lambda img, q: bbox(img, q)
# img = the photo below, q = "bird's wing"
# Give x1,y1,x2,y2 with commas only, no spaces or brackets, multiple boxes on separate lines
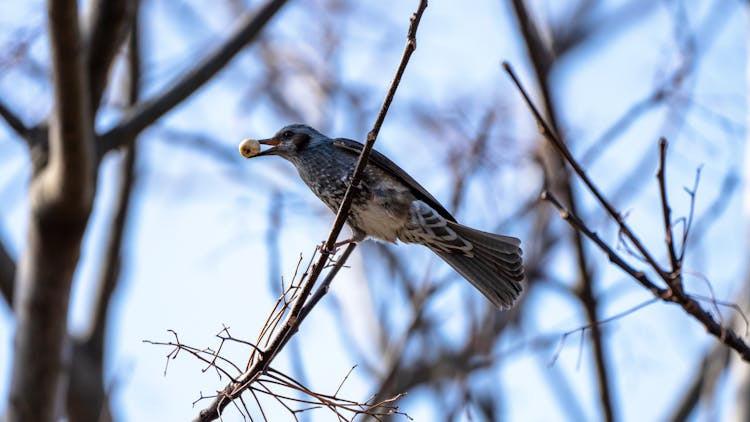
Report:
332,138,456,222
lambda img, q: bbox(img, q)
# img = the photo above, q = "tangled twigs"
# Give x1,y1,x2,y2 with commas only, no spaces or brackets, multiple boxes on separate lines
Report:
503,62,750,362
146,325,408,421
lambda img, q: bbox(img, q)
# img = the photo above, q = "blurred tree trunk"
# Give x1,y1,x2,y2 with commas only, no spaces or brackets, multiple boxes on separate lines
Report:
8,1,95,420
3,0,287,420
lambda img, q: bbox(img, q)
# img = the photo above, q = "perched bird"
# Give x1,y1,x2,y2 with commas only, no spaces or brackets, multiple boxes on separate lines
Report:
241,124,524,309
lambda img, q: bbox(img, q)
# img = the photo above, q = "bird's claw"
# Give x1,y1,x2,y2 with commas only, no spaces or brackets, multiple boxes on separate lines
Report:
316,238,355,255
315,240,338,255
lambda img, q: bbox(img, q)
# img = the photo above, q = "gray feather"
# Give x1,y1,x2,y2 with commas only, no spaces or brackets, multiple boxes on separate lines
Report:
430,222,524,309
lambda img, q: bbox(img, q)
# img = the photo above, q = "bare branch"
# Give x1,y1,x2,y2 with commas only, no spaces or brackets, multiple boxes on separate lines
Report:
44,2,95,207
84,0,135,111
678,166,701,262
550,299,659,365
0,99,29,138
68,8,142,420
540,185,750,361
99,0,289,155
90,0,141,349
505,62,668,282
69,137,138,422
508,2,616,418
0,238,14,307
657,138,681,277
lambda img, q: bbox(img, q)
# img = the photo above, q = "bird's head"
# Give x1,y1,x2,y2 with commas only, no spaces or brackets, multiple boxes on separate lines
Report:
240,124,327,160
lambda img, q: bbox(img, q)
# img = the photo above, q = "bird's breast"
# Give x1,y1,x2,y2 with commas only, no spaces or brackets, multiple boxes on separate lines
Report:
295,155,415,242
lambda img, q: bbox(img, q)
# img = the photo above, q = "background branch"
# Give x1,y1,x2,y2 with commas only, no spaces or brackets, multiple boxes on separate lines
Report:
99,0,289,154
68,10,141,420
0,239,15,308
84,0,135,112
0,100,29,139
508,1,615,419
524,84,750,362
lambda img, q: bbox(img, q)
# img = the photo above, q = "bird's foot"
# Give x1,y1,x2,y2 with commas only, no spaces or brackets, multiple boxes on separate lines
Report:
315,238,357,255
315,240,332,254
333,238,356,249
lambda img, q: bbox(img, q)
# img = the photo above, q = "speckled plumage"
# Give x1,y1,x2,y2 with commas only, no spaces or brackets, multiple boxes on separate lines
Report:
246,124,524,309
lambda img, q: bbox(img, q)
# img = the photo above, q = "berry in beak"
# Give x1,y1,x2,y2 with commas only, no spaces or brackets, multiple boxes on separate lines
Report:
239,138,281,158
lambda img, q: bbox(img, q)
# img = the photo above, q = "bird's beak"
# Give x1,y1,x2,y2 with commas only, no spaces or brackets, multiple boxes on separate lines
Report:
240,138,281,158
252,138,281,157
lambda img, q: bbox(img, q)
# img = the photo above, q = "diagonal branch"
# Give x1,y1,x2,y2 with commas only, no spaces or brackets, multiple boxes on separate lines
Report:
517,61,750,360
193,2,429,420
504,62,669,286
541,191,664,296
98,0,289,155
0,99,29,138
667,342,730,422
508,2,615,419
84,0,136,112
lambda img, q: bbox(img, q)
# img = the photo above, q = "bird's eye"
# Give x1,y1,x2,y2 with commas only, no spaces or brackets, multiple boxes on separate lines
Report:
282,130,293,139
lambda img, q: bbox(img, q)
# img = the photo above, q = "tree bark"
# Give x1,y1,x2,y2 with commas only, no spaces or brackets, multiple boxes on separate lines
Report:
7,0,94,421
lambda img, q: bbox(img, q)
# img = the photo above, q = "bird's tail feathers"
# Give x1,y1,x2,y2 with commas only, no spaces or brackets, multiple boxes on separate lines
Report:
430,222,524,309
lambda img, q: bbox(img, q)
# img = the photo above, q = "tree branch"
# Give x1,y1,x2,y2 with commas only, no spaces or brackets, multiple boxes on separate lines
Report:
68,11,141,421
505,62,673,288
0,99,29,138
0,237,15,307
667,343,730,422
657,138,681,276
84,0,135,112
194,2,429,419
98,0,289,155
508,2,616,419
518,78,750,362
68,140,137,422
37,1,94,211
8,0,95,420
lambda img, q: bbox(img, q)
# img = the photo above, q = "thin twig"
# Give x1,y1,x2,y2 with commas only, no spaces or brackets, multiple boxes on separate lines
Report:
0,239,15,307
679,166,701,261
550,298,659,366
504,62,666,278
657,138,680,278
334,366,357,398
541,188,750,360
98,0,289,156
541,191,665,296
0,99,28,138
504,8,616,417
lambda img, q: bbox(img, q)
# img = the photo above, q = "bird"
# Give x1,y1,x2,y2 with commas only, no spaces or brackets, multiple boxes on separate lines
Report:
240,124,524,309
